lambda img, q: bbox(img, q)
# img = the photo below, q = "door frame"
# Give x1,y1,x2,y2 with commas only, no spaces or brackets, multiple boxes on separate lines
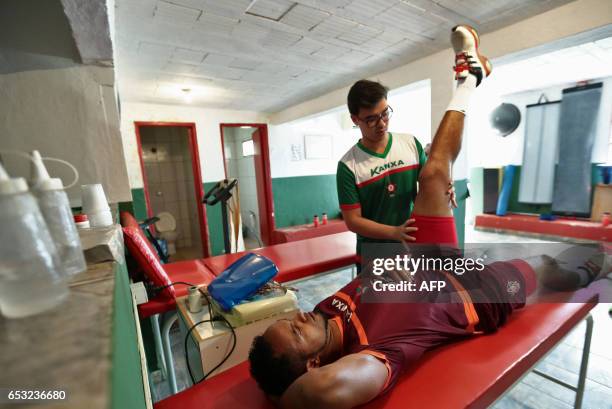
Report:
219,123,275,245
134,121,211,258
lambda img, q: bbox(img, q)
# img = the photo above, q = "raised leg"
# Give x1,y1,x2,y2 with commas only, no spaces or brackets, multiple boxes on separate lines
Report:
412,110,466,217
412,24,491,218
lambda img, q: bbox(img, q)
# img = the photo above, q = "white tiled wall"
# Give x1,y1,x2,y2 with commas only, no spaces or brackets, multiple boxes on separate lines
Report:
140,126,202,250
224,127,261,237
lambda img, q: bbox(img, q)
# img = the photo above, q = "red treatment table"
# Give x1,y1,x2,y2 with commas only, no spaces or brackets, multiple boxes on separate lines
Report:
475,213,612,242
204,231,358,282
154,289,599,409
273,219,349,243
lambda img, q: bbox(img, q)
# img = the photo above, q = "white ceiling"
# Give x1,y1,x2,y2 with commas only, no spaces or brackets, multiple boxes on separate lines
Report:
490,35,612,96
114,0,573,112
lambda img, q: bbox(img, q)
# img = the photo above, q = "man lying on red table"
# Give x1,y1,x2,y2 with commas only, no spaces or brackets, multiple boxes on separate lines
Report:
248,26,609,409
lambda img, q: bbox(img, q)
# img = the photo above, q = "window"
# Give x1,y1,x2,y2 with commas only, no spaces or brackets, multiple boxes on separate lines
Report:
242,139,254,157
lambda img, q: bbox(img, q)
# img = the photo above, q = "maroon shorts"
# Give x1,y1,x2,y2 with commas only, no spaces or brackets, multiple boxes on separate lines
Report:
411,214,536,297
506,259,537,297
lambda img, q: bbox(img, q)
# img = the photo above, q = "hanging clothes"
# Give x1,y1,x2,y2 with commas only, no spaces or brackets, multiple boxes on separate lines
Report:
227,179,245,253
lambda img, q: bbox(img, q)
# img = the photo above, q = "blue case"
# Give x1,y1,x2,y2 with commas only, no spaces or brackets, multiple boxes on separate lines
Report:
207,253,278,311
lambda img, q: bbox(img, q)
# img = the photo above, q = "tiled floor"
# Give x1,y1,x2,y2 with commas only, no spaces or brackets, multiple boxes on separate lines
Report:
152,227,612,408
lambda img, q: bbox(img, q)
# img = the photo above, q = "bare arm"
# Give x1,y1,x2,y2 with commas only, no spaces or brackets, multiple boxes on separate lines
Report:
342,207,417,242
279,353,388,409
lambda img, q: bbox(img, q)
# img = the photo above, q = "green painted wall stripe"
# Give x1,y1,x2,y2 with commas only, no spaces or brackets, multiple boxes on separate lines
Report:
124,163,601,255
203,182,225,256
129,188,148,220
118,188,148,220
452,179,468,246
124,172,480,254
111,262,147,409
272,175,341,228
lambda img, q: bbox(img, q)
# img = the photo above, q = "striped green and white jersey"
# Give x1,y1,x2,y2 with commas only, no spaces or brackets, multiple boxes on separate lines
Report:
336,132,426,251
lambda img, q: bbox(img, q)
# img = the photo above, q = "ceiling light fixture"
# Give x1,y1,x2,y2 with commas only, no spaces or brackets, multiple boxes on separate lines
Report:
181,88,192,103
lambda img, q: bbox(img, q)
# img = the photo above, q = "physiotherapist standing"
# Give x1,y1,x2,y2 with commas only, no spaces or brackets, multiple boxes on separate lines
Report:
336,80,456,264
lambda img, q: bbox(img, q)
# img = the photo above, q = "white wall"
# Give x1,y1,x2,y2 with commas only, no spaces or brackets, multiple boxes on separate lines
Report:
268,108,360,178
119,101,267,188
268,79,431,179
387,79,432,145
0,65,131,204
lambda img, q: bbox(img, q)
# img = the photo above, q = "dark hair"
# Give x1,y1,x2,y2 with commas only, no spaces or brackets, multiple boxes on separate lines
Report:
249,335,308,396
347,79,389,116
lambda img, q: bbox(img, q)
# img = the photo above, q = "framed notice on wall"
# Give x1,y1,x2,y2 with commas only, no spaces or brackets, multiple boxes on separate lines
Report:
304,134,332,159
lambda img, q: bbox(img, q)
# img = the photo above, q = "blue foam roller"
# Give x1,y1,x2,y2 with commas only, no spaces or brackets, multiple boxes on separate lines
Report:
496,165,516,216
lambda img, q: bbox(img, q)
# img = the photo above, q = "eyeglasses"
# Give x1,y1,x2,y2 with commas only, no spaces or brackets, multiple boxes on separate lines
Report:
358,106,393,128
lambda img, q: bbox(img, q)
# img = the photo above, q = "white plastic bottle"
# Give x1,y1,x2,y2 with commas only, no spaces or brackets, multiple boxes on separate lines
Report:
0,162,69,318
31,151,86,277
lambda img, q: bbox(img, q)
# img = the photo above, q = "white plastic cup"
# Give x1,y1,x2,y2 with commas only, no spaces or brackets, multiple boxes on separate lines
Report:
81,184,110,214
88,209,113,228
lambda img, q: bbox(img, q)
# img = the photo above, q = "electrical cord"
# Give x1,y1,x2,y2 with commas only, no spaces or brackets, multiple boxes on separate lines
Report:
152,281,196,295
151,281,237,385
184,310,237,385
195,290,237,383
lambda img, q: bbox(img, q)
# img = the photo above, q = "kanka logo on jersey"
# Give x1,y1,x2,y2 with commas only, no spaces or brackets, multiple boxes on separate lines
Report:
370,159,405,177
331,298,353,322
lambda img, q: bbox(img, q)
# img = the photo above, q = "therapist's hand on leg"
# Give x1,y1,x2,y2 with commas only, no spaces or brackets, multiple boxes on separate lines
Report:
342,208,418,242
392,218,418,242
447,183,458,209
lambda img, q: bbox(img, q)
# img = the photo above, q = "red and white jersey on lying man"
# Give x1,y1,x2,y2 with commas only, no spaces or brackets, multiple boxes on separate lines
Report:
315,260,531,396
